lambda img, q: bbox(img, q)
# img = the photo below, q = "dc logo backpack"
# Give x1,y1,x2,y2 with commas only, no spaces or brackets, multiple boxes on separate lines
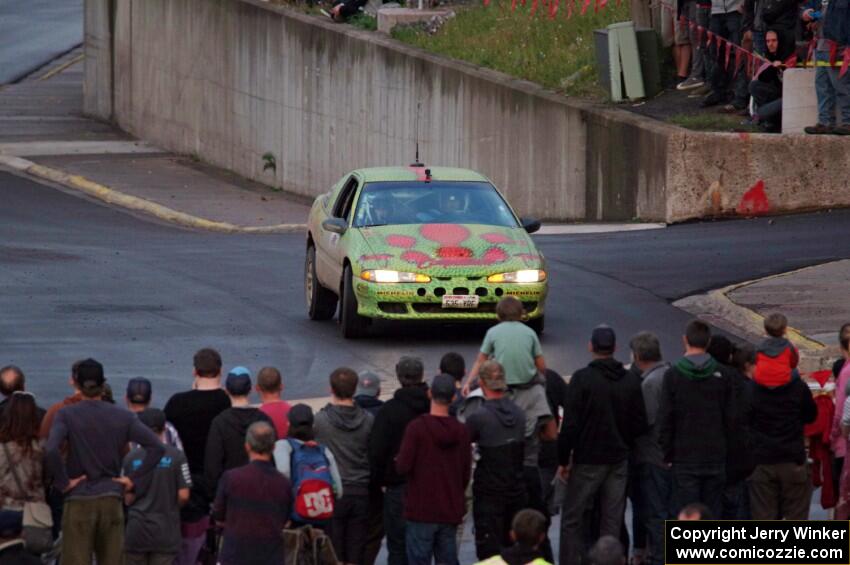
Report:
288,439,335,523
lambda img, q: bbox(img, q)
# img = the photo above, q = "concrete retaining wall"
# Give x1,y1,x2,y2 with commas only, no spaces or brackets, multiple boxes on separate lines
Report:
83,0,850,222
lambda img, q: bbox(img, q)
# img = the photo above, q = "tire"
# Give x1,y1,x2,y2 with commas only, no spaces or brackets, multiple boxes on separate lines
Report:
340,265,370,339
527,315,545,335
305,245,338,321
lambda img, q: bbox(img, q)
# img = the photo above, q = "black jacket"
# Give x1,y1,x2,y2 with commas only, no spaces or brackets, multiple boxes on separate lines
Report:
465,397,527,497
539,369,569,468
558,358,647,465
726,367,756,485
204,406,272,496
748,376,817,466
368,383,430,487
658,354,734,465
354,395,384,417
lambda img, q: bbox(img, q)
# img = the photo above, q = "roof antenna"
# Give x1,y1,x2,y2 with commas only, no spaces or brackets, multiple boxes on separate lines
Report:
411,101,424,167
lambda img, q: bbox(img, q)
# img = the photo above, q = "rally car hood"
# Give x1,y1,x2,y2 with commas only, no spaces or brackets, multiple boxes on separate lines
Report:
352,223,544,276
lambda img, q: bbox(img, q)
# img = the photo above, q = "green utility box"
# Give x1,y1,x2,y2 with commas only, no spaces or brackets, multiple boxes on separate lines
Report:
593,23,662,101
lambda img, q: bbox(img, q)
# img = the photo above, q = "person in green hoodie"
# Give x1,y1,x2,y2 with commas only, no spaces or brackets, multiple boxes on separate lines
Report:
658,320,735,520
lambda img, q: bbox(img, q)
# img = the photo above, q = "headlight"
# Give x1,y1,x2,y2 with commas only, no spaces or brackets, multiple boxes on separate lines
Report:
360,270,431,283
487,270,547,283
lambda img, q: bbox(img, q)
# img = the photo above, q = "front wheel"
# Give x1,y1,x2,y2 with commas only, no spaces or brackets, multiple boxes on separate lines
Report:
305,245,337,320
340,265,370,339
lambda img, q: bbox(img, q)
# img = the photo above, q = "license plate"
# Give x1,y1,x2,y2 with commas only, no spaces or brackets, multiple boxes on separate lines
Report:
441,295,479,309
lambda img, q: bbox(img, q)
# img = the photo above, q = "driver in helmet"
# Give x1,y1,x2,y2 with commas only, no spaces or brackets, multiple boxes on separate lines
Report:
439,191,466,221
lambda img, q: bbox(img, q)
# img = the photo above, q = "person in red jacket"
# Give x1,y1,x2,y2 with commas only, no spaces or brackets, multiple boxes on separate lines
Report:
395,374,472,565
754,313,799,387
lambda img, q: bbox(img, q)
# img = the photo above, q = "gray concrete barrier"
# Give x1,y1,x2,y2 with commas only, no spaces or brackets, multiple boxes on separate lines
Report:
83,0,850,222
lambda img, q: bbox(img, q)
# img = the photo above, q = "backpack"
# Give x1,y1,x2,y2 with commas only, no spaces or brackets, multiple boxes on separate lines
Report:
288,439,335,523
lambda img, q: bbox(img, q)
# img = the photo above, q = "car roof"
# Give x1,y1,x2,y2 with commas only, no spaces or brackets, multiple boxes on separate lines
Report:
352,166,490,184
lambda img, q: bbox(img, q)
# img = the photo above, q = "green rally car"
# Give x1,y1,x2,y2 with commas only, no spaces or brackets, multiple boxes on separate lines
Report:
304,165,548,338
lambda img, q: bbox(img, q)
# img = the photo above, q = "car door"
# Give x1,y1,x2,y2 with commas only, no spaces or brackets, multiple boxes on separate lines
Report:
315,175,359,289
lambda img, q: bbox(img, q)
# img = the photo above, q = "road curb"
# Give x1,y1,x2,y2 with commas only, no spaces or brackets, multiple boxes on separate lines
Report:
0,155,307,235
674,265,833,370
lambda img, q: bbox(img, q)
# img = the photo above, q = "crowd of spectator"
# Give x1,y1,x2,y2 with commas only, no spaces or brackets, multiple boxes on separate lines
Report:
665,0,849,134
0,296,848,565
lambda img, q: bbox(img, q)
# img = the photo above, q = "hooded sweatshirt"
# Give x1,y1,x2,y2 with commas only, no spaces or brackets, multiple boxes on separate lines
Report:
204,406,273,496
634,362,672,468
558,358,648,466
313,403,373,495
658,353,734,465
748,375,817,465
368,383,430,487
465,397,527,496
395,414,472,524
755,336,799,388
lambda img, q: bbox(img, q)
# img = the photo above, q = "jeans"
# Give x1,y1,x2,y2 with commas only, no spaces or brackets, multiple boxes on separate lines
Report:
559,461,628,565
753,30,766,56
523,466,554,563
709,12,749,106
363,489,385,565
815,51,850,126
748,463,812,520
687,2,711,80
385,484,409,565
331,493,370,564
722,481,751,519
472,491,528,560
405,522,458,565
638,464,672,565
671,462,725,519
61,496,125,565
125,553,176,565
174,517,209,565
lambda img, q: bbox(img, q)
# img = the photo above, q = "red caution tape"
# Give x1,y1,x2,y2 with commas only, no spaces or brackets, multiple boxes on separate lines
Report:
806,39,816,67
581,0,591,15
724,39,732,70
842,47,850,78
733,45,743,77
829,40,838,68
706,31,714,48
696,25,704,45
784,54,797,68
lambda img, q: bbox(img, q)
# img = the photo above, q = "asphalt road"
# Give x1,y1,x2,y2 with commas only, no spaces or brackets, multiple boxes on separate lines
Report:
0,0,82,84
3,170,850,406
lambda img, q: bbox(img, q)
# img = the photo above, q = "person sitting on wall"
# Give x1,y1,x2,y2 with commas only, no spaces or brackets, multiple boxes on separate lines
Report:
748,29,795,132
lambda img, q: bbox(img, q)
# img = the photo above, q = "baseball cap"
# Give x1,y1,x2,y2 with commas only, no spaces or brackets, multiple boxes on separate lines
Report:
591,325,617,353
225,366,252,396
126,377,152,404
480,366,508,392
138,407,167,434
430,373,457,403
288,403,314,427
75,358,105,394
396,356,424,381
356,371,381,397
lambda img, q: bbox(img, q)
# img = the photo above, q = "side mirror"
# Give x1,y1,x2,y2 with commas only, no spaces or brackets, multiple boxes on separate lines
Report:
322,218,348,235
521,217,541,234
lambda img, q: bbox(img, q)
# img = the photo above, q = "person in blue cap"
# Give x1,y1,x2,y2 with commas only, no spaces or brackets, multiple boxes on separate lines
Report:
204,367,273,498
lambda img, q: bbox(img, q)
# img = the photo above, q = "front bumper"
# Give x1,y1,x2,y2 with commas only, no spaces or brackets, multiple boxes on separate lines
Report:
353,277,547,320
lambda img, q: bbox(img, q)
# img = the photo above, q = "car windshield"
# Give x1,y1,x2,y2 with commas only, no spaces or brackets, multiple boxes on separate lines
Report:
352,181,519,228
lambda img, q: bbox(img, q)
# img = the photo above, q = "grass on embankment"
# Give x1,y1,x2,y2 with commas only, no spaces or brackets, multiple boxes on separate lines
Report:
668,113,760,132
391,0,630,98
